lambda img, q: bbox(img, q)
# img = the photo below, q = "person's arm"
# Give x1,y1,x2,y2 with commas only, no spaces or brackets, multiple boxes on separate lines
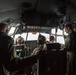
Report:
1,36,18,72
65,33,74,51
63,30,67,39
1,36,43,72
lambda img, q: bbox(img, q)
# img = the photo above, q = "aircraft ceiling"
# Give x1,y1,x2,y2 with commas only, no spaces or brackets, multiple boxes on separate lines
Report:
0,0,76,27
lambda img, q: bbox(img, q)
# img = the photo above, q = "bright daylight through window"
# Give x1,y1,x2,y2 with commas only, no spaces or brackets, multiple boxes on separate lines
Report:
9,26,68,44
51,28,68,44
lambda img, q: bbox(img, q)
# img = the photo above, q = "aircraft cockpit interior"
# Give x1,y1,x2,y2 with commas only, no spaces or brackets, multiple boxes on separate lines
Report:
0,0,76,75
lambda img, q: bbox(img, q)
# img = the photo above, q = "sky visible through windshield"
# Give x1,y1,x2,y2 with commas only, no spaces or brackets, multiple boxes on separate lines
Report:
9,27,67,44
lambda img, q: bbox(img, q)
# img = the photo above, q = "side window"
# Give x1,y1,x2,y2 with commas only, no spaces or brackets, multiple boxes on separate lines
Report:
8,27,16,35
51,28,67,44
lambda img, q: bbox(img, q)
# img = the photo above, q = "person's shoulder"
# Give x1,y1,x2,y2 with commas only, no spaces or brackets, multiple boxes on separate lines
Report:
7,36,13,42
2,35,13,43
0,33,13,46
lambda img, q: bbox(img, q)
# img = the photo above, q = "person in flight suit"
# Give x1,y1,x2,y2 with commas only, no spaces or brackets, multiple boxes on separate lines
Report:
49,36,55,43
64,23,76,75
15,36,27,58
0,23,42,75
31,34,47,75
31,34,47,56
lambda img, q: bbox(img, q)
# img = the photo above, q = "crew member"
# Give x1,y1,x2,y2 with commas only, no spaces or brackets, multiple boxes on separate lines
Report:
64,23,76,75
15,36,27,58
49,36,55,43
0,23,42,75
31,34,46,56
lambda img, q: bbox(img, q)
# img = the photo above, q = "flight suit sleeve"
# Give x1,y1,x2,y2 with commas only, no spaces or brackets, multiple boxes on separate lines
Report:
65,34,75,51
1,36,18,72
1,36,38,72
